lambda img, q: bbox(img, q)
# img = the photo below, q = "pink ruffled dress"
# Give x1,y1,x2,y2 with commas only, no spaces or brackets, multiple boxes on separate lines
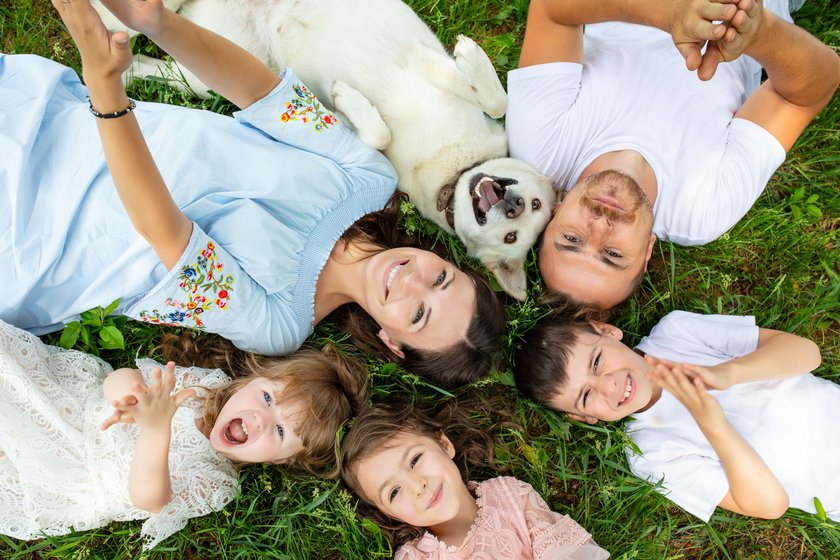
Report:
395,477,609,560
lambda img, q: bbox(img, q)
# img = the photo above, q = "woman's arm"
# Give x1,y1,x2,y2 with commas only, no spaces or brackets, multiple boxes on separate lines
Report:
98,0,279,108
649,363,789,519
53,0,192,269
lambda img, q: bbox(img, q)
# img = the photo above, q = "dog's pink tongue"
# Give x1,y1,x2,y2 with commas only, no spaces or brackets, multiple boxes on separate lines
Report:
478,180,500,213
226,419,247,443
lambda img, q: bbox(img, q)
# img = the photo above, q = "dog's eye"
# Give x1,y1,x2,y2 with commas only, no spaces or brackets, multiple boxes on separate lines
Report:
504,232,517,244
531,199,542,211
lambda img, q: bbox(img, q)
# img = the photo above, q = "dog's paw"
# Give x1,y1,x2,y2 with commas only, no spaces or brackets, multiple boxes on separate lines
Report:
332,81,391,150
453,35,507,119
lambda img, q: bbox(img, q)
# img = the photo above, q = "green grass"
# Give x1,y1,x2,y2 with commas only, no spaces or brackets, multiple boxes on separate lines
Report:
2,0,838,558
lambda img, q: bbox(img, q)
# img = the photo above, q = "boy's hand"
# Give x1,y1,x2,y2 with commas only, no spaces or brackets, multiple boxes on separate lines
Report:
645,356,735,390
101,362,195,432
97,0,166,38
648,362,726,428
51,0,133,82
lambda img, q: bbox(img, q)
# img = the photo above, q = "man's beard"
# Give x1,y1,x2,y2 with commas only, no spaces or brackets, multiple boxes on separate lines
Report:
579,170,651,224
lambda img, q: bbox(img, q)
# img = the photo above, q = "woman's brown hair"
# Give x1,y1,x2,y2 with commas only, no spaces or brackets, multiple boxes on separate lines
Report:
160,335,367,478
339,397,504,546
336,194,506,388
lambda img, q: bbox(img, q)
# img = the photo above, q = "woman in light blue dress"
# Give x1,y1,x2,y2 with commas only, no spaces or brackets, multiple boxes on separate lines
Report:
0,0,505,387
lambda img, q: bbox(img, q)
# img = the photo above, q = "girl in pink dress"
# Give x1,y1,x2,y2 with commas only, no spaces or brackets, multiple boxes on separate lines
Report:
340,399,610,560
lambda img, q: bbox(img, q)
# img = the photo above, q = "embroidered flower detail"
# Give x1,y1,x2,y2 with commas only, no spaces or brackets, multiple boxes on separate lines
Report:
280,83,339,131
138,242,234,329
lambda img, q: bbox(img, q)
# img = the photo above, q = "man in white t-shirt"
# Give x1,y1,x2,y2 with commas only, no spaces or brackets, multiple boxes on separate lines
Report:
506,0,840,309
513,311,840,522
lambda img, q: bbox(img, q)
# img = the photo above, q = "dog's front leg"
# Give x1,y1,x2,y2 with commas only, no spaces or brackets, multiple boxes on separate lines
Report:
331,82,391,151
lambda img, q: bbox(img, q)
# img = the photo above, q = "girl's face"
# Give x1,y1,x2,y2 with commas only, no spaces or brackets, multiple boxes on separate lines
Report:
363,248,476,358
354,432,474,531
209,377,305,464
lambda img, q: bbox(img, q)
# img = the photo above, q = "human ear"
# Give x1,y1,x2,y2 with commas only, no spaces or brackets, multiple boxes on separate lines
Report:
377,329,405,360
588,321,623,341
438,432,456,459
643,234,656,270
566,412,598,425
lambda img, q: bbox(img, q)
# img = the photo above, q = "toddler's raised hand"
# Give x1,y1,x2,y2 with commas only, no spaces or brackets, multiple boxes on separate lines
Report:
51,0,133,82
648,363,725,427
132,362,196,432
97,0,166,38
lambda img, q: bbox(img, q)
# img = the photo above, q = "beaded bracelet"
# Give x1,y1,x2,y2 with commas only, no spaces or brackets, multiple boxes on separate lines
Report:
87,97,137,119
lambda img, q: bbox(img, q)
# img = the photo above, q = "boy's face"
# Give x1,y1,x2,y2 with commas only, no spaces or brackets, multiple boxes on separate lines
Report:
548,324,660,424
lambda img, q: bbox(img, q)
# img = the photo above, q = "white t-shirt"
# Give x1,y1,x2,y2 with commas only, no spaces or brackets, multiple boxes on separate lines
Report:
506,1,792,245
628,311,840,522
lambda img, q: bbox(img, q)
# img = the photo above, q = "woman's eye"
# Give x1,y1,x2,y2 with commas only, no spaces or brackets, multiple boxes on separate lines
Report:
434,271,446,286
564,234,580,243
263,391,272,406
410,453,423,468
388,487,400,502
411,306,424,325
606,250,622,258
276,424,284,438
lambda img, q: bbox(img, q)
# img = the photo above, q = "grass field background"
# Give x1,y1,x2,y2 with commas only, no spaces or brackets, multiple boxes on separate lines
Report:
1,0,838,558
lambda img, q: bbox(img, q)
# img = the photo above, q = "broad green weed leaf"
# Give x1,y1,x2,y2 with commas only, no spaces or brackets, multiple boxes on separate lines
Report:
58,322,82,349
99,326,125,350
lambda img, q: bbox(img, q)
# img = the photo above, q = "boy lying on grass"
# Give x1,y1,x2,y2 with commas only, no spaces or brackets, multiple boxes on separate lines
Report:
514,310,839,522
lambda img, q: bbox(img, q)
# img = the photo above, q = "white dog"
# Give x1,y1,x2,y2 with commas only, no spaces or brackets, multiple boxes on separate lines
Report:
95,0,555,300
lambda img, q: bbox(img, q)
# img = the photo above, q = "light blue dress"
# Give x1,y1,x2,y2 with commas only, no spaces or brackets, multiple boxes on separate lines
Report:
0,54,396,355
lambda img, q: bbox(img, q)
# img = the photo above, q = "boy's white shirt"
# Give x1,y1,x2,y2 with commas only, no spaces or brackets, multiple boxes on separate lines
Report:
628,311,840,522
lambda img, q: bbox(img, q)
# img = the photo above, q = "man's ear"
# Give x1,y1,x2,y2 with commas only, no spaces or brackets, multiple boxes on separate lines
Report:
587,321,623,341
567,412,599,425
643,234,656,270
377,329,405,360
437,432,456,459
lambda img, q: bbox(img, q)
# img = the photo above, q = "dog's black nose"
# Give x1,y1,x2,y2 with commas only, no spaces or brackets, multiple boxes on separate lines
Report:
504,196,525,219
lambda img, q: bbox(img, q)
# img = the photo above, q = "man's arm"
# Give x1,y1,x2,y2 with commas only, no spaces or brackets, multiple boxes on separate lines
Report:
650,364,789,519
521,0,736,71
98,0,279,108
733,3,840,150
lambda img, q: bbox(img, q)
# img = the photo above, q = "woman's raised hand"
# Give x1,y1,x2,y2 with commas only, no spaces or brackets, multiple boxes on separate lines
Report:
97,0,166,38
51,0,133,83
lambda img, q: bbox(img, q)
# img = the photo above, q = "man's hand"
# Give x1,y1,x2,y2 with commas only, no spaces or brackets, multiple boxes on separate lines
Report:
97,0,166,37
668,0,739,75
698,0,766,80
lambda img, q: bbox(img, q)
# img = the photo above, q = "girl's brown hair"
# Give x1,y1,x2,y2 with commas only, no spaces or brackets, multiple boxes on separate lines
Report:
339,397,505,546
160,335,366,478
336,194,506,388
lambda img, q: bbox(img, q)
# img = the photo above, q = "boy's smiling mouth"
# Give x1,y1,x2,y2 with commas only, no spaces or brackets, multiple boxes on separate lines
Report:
618,374,635,406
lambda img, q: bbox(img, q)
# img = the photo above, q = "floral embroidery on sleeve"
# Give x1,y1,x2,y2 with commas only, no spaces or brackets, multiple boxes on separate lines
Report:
280,83,339,131
138,242,234,329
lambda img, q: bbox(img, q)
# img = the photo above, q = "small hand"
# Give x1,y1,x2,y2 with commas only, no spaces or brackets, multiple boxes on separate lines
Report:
645,356,733,390
648,362,725,426
101,393,139,430
51,0,134,81
97,0,166,37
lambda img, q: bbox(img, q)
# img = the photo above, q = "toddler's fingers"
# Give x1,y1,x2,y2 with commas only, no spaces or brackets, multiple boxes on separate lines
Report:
173,388,197,407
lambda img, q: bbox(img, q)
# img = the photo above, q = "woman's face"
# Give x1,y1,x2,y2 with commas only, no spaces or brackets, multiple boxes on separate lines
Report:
363,248,476,357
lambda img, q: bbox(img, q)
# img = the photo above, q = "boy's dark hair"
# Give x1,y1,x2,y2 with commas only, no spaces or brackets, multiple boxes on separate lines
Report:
513,314,599,407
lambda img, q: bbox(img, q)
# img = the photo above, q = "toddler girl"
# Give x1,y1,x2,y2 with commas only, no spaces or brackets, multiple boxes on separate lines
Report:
0,320,366,549
340,399,609,560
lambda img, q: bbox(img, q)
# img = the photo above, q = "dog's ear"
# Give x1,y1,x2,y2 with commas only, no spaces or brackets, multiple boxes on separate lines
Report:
485,259,527,301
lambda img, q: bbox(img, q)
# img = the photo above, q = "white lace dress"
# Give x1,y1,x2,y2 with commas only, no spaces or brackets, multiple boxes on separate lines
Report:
0,320,240,549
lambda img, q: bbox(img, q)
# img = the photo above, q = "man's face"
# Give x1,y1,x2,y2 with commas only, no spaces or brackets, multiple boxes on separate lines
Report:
548,325,659,424
539,170,656,308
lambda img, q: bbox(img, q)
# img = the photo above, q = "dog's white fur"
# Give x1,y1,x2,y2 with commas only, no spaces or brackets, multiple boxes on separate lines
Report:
95,0,555,300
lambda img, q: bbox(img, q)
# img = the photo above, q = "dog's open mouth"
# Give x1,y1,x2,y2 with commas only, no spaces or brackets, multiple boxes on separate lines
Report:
470,174,522,225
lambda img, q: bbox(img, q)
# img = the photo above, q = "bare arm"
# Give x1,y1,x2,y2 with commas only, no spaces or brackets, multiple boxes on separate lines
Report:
523,0,737,71
98,0,279,108
732,2,840,150
649,364,789,519
52,0,192,269
647,327,821,391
